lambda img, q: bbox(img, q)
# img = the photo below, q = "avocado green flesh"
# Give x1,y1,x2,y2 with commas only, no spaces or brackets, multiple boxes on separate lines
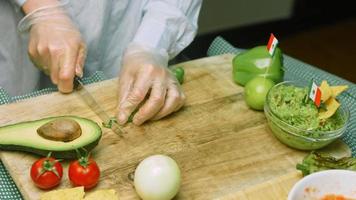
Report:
0,116,102,159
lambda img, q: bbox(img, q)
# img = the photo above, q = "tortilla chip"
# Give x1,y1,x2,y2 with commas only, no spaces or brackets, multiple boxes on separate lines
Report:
319,80,332,102
319,98,340,120
331,85,348,97
84,189,119,200
40,187,85,200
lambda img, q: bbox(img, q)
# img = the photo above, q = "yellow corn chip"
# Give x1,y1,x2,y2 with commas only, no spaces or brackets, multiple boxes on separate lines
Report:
319,80,332,102
84,189,119,200
331,85,348,97
319,97,340,120
40,186,85,200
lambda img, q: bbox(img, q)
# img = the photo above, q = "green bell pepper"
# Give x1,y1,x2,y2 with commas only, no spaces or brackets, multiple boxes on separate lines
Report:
232,46,284,86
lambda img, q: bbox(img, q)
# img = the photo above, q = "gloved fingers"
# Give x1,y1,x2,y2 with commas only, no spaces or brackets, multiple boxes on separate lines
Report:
31,53,51,75
27,38,40,65
174,92,186,112
116,75,134,124
75,44,86,77
117,69,152,125
171,80,186,112
39,55,51,75
132,80,167,125
49,52,61,85
28,37,51,75
152,84,185,120
117,75,134,108
56,44,79,93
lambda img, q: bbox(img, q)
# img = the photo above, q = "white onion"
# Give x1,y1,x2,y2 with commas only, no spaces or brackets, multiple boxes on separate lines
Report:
134,155,181,200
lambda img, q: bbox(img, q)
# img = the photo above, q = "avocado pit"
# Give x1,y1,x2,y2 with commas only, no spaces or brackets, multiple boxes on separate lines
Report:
37,119,82,142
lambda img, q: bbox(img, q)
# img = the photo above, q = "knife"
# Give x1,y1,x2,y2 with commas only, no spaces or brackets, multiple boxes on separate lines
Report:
74,76,124,136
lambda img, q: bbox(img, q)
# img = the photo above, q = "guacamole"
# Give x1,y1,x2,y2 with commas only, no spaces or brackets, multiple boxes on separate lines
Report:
268,84,344,135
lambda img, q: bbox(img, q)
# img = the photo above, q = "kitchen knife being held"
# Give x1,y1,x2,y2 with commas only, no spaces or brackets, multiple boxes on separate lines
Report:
19,0,86,93
9,0,200,125
117,43,186,126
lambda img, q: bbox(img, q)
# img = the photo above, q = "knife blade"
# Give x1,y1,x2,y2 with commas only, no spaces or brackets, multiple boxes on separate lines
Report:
74,76,124,136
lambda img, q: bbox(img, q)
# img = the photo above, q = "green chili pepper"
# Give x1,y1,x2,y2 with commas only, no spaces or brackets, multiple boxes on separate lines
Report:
172,67,185,84
127,108,139,123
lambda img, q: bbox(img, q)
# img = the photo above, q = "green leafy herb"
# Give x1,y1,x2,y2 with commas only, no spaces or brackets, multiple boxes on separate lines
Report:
102,117,118,128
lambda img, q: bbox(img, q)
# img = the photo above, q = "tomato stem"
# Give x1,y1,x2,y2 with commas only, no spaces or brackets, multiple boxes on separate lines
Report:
46,152,52,158
75,148,90,168
37,158,61,178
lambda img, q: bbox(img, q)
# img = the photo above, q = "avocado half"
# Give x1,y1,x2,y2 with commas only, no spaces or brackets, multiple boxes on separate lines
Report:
0,116,102,159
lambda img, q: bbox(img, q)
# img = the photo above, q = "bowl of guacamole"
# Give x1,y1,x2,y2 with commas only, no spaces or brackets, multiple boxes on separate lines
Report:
264,81,349,150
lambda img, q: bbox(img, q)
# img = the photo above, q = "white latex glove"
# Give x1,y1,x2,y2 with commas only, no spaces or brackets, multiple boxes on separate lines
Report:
18,2,86,93
117,44,185,125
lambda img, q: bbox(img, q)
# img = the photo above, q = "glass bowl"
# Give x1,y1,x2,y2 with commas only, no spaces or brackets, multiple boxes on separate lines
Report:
264,81,350,150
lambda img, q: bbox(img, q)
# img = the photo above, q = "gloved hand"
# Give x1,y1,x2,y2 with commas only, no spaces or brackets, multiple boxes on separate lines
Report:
117,44,186,125
18,2,86,93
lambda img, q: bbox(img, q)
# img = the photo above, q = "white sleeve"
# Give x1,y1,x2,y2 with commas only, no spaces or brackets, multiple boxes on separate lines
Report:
12,0,27,7
131,0,202,59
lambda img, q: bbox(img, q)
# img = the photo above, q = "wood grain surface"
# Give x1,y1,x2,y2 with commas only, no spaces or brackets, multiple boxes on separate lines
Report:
0,54,350,200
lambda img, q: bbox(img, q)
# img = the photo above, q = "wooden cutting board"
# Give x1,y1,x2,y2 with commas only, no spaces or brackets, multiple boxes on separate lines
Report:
0,54,350,200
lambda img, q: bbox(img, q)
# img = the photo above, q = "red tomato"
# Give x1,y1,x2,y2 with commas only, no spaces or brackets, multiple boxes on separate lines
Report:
68,157,100,189
30,157,63,189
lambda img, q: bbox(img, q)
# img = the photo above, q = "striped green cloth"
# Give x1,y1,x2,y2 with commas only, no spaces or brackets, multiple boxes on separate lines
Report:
0,72,106,200
207,36,356,155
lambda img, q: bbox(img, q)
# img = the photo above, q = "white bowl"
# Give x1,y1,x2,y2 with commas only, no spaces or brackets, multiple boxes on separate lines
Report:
288,170,356,200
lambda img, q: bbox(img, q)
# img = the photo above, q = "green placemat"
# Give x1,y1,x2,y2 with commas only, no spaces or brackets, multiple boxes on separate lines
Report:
208,36,356,156
0,71,106,200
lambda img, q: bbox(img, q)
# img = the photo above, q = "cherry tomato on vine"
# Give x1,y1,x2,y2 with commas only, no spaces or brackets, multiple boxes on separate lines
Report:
30,155,63,189
68,150,100,190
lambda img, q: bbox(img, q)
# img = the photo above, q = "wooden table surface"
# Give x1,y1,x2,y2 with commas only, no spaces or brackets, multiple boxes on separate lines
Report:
0,54,350,200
